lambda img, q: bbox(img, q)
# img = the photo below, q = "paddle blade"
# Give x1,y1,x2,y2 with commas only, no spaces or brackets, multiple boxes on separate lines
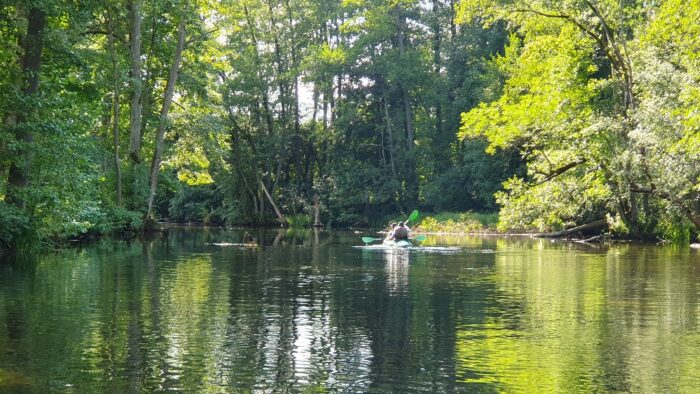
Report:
362,237,380,243
407,210,419,224
412,234,426,241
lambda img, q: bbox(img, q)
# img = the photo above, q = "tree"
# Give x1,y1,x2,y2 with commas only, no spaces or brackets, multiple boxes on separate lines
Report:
5,4,47,209
458,0,700,238
145,10,187,221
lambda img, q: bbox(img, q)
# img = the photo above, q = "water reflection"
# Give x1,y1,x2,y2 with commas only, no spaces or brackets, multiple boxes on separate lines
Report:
383,249,411,295
1,230,700,392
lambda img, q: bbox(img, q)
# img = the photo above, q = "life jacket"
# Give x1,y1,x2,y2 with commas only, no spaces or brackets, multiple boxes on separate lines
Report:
393,226,409,240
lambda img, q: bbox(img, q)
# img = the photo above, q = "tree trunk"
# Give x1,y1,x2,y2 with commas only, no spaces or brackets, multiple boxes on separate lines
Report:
313,194,322,227
128,0,143,163
261,180,288,226
285,0,302,191
432,0,448,174
1,8,22,194
312,83,319,125
243,5,274,138
7,6,46,209
145,16,186,220
266,0,288,122
321,19,328,130
396,8,417,206
383,95,397,180
108,12,123,206
138,11,159,145
449,0,457,41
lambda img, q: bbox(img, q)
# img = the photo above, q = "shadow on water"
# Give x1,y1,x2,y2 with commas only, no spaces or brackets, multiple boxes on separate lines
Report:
1,228,700,392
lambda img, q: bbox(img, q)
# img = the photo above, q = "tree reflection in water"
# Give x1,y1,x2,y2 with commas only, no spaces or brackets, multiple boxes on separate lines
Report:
2,230,700,392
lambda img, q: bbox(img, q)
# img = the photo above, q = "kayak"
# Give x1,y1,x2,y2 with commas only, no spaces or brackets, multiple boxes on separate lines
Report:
212,242,258,248
382,240,412,248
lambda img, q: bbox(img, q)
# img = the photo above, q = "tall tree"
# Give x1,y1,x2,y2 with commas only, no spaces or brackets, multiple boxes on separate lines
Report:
6,5,46,209
127,0,143,163
145,9,187,221
107,6,123,206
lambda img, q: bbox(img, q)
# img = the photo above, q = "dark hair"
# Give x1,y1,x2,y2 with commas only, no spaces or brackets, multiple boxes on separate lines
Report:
398,222,404,226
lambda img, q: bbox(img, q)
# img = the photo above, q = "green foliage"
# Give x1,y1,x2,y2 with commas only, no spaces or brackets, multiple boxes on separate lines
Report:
102,206,143,234
457,0,700,239
4,0,700,252
0,201,32,254
287,214,312,228
655,217,693,244
416,212,498,233
168,184,223,224
495,172,612,232
422,140,523,211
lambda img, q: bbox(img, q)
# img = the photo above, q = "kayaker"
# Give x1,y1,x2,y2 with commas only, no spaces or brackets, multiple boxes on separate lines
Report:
243,231,256,244
384,222,398,243
390,222,410,241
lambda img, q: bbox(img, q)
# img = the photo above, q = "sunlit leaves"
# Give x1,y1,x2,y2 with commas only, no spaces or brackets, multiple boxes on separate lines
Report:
643,0,700,155
459,25,596,154
457,0,700,235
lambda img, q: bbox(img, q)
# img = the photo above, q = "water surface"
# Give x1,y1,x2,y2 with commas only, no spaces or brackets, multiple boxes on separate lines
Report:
1,228,700,392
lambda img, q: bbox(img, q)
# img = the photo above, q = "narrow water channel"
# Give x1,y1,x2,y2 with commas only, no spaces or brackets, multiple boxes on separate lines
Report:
1,228,699,392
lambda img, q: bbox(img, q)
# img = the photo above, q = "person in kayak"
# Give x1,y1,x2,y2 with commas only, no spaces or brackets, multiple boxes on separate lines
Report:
383,222,398,243
243,231,256,245
390,222,410,241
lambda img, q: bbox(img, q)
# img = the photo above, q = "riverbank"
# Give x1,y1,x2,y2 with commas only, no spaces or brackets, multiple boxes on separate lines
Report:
4,209,697,259
396,212,698,245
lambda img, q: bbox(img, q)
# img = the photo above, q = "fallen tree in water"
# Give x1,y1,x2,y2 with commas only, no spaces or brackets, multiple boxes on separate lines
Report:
535,219,608,238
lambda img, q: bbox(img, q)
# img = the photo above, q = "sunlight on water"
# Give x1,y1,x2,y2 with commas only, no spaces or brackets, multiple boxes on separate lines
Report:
1,229,700,392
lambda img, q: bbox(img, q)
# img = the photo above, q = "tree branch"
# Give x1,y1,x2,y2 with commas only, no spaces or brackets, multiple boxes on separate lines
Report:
513,6,623,79
533,158,587,185
535,219,608,238
82,29,127,44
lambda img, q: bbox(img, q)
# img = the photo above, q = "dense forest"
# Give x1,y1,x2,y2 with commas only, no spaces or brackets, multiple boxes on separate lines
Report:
1,0,699,253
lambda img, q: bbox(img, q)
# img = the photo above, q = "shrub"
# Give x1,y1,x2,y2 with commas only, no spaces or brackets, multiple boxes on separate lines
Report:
287,213,312,228
0,201,32,254
656,215,693,244
414,212,498,233
103,206,143,234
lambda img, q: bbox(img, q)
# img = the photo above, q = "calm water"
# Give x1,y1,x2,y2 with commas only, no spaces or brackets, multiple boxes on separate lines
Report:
1,228,700,392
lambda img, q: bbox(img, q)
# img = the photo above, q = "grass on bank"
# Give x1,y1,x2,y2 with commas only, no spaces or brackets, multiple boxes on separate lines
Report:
287,213,312,228
417,212,499,233
380,212,498,233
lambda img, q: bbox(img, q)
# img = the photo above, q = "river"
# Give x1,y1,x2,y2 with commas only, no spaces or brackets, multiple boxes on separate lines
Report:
1,228,699,392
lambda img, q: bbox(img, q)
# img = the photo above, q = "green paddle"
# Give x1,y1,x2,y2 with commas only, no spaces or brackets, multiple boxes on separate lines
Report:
406,209,419,225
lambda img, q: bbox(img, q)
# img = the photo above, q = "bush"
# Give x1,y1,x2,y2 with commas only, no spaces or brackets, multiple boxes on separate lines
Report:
168,184,223,224
656,215,693,244
101,206,143,234
415,212,498,233
0,201,32,254
287,213,312,228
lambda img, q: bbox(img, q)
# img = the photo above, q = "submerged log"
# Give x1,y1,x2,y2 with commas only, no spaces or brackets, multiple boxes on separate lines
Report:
576,234,603,244
536,219,608,238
